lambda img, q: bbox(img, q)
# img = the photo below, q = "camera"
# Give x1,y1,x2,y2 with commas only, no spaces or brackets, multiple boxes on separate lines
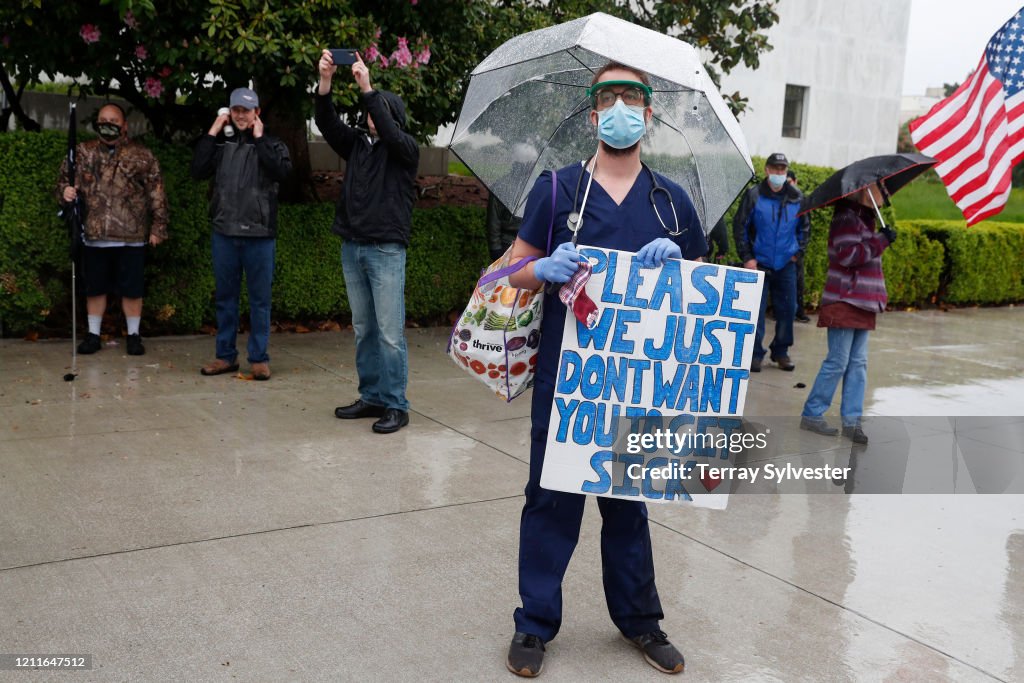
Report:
218,107,235,138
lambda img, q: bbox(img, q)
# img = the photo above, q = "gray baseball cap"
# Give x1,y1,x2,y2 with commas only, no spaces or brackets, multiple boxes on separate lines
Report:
229,87,259,109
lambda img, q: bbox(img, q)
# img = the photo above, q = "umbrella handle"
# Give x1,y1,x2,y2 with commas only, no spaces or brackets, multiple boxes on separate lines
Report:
867,187,887,228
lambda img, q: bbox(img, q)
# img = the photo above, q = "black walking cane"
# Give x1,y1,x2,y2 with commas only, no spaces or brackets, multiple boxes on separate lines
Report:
59,102,84,382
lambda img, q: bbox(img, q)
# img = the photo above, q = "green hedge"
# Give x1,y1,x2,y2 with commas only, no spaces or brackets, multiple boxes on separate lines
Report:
879,225,944,306
909,220,1024,304
3,134,1024,337
0,131,487,336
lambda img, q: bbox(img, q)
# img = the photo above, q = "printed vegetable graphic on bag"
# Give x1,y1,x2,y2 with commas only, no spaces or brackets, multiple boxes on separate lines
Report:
447,253,543,401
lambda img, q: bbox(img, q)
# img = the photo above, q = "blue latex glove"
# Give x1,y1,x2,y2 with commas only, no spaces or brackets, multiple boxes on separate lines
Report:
636,237,682,268
533,242,582,283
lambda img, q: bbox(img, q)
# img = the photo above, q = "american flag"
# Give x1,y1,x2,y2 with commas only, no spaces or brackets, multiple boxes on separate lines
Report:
909,7,1024,225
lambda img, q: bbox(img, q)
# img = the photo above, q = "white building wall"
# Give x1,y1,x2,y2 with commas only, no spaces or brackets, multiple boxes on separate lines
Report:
719,0,912,169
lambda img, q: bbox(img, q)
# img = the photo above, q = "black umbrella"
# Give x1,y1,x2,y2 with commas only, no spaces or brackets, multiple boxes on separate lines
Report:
60,103,85,259
58,102,83,382
800,153,938,215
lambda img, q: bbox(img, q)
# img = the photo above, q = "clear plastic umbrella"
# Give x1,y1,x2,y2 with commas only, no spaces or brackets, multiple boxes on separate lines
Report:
449,12,754,233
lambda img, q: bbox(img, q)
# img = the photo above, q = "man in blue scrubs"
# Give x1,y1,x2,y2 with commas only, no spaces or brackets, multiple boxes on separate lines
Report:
504,62,707,677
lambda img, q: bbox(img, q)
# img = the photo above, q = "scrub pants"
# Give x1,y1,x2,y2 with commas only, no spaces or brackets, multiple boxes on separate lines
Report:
513,380,665,642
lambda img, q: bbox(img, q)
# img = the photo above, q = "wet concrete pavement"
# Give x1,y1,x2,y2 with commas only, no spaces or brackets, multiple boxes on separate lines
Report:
1,307,1022,682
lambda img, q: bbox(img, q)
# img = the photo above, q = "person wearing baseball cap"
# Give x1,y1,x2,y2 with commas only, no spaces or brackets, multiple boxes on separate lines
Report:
191,86,292,381
229,87,259,109
732,152,808,372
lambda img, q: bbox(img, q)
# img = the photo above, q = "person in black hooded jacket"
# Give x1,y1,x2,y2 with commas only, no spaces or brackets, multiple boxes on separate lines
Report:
315,49,419,435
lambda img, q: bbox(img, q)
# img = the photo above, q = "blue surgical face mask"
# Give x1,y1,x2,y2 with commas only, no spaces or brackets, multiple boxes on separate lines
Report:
597,100,646,149
767,173,787,190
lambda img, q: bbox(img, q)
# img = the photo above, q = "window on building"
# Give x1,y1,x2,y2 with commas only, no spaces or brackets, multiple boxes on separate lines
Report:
782,84,808,138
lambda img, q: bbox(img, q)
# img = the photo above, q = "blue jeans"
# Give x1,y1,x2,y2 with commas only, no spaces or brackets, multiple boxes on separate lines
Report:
212,232,275,364
514,380,663,642
802,327,870,427
341,240,409,411
754,260,797,360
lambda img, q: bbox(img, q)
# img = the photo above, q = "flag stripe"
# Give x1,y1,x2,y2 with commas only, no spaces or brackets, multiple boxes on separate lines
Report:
966,189,1012,225
958,137,1024,220
951,131,1011,204
910,68,992,150
952,109,1024,203
909,57,987,140
913,70,991,149
941,100,1007,190
931,86,1005,184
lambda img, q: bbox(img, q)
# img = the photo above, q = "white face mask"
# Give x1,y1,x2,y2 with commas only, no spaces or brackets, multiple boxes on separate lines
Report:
767,173,787,189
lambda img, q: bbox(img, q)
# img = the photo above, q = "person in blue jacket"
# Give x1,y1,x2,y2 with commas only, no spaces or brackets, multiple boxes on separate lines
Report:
731,152,808,372
503,62,707,678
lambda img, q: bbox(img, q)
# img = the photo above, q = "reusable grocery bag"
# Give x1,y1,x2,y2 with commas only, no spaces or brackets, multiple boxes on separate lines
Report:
447,170,557,401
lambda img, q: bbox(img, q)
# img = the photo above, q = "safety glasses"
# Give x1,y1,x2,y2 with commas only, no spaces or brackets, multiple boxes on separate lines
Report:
586,80,653,110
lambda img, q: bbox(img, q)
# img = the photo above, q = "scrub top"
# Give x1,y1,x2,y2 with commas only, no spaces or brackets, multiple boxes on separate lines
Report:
518,162,708,389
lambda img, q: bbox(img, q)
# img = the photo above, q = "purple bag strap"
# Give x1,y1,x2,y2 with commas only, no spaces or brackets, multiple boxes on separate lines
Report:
477,169,558,287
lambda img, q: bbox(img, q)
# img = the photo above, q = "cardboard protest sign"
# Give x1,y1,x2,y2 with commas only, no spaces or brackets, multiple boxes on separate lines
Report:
540,247,764,508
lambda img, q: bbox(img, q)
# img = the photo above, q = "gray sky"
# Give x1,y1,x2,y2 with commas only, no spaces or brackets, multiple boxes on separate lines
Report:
903,0,1023,94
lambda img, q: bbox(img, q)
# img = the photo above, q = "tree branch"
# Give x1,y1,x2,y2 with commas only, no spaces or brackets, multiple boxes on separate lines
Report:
0,65,42,132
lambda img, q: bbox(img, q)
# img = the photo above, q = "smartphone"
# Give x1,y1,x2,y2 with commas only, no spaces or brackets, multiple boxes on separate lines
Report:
329,48,358,66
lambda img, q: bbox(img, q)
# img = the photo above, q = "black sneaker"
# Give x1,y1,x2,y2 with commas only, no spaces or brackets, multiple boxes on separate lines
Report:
750,357,762,372
506,632,545,677
334,399,386,420
623,630,685,674
77,333,101,355
372,409,409,434
795,313,811,323
126,333,145,356
842,425,869,444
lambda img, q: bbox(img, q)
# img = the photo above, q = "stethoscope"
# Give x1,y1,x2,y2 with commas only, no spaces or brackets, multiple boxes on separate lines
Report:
567,156,683,244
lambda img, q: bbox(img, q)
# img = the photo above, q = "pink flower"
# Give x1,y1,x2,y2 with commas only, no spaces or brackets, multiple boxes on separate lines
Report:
144,76,163,99
364,44,379,63
159,66,173,78
415,46,430,65
124,11,138,29
134,44,148,60
374,27,381,40
79,24,101,44
378,54,389,69
411,0,418,5
392,37,413,68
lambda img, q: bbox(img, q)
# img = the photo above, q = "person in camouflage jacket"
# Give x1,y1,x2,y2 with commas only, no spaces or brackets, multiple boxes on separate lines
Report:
57,103,169,356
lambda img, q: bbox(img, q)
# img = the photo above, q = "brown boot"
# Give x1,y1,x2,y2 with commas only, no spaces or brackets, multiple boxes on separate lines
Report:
251,362,271,381
200,359,239,376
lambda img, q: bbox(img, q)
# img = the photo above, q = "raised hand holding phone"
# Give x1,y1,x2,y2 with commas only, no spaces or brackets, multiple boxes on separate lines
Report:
351,53,371,93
